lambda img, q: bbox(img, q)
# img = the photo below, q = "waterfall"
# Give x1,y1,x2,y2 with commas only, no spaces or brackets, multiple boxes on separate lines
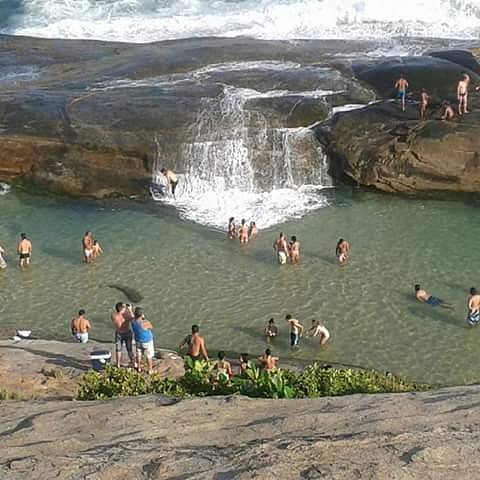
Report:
152,85,333,229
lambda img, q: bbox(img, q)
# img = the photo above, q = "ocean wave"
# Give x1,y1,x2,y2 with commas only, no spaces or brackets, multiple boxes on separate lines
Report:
1,0,480,42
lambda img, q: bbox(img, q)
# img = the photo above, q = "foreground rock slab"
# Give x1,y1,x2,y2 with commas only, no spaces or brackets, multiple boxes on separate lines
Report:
1,386,480,479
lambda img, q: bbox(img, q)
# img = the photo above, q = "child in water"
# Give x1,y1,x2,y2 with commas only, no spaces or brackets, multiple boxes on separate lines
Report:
92,240,103,260
264,318,278,341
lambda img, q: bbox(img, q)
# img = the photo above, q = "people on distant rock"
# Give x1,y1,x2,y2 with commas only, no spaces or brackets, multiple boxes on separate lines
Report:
111,302,136,368
82,231,94,264
0,243,6,269
286,314,304,348
179,324,209,362
258,348,278,371
457,73,470,115
91,240,103,260
239,352,251,375
441,101,455,121
394,73,409,112
414,284,452,308
308,319,330,347
228,217,237,239
273,232,289,265
238,219,249,244
131,307,155,374
335,238,350,265
419,89,430,120
248,221,258,239
17,233,32,269
264,318,278,340
160,168,178,198
215,351,233,380
289,235,300,264
467,287,480,326
71,309,92,343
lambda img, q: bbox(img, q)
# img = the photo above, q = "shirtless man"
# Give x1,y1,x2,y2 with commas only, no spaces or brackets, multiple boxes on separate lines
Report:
419,89,430,120
457,73,470,115
335,238,350,265
71,309,92,343
286,314,304,348
308,319,330,346
414,284,452,308
228,217,237,240
273,232,289,265
179,324,209,361
111,302,136,368
238,219,249,245
160,168,178,198
289,236,300,264
17,233,32,269
249,221,258,239
394,74,409,112
467,287,480,326
82,231,93,264
258,348,278,371
441,101,455,121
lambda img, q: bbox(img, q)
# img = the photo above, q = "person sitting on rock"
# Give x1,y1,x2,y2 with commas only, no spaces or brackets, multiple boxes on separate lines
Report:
258,348,278,372
441,101,455,121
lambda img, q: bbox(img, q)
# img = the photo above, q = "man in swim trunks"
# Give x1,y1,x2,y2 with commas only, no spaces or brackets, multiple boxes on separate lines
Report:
111,302,136,368
419,89,430,120
71,309,91,343
160,168,178,198
179,324,209,362
414,284,452,308
82,231,93,264
286,314,304,348
17,233,32,269
273,232,289,265
394,73,409,112
258,348,278,371
335,238,350,265
289,236,300,264
131,307,155,374
228,217,237,240
467,287,480,326
457,73,470,115
308,319,330,347
441,101,455,121
238,219,249,245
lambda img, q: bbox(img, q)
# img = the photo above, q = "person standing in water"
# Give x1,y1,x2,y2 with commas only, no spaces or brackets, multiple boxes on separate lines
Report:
160,168,178,198
17,233,32,269
467,287,480,326
228,217,237,240
419,89,430,120
289,236,300,264
273,232,289,265
457,73,470,115
92,240,103,261
238,219,249,245
394,73,409,112
335,238,350,264
264,318,278,340
249,221,258,239
82,231,93,264
0,243,7,269
308,319,330,347
286,314,304,348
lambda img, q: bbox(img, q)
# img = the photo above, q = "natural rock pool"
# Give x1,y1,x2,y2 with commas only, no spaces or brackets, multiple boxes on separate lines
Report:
1,187,478,386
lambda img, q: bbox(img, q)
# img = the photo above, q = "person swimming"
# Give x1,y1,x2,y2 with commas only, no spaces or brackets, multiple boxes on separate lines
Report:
238,219,249,245
414,284,452,308
228,217,237,240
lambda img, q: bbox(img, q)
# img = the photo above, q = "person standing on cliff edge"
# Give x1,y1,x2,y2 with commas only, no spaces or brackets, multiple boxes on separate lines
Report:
457,73,470,115
161,168,178,198
394,73,409,112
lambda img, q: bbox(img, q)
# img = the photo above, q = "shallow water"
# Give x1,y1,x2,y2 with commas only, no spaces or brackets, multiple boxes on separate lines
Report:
1,188,479,386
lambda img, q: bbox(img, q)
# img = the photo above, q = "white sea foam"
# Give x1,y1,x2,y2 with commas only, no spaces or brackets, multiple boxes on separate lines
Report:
2,0,480,43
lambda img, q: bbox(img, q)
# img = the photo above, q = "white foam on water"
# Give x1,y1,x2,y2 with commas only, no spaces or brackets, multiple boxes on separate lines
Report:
2,0,480,42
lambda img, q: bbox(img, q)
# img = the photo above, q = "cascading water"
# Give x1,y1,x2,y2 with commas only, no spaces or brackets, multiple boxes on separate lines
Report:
152,86,333,230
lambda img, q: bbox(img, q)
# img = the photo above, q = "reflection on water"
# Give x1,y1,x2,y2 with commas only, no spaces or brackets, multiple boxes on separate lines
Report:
0,189,478,386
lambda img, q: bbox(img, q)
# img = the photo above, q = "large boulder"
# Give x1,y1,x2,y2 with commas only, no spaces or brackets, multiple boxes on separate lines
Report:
315,99,480,194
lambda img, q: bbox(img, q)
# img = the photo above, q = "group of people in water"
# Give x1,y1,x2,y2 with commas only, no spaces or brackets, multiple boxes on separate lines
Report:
394,72,480,120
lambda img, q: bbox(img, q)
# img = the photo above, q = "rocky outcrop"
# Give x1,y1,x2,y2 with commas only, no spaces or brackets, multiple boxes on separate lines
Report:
1,385,480,479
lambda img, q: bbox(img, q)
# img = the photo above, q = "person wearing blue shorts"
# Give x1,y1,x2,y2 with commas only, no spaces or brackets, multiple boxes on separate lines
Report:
414,284,452,308
394,73,409,112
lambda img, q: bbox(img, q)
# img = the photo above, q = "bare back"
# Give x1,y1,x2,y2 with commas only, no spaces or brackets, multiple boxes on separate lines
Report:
72,316,91,334
17,239,32,254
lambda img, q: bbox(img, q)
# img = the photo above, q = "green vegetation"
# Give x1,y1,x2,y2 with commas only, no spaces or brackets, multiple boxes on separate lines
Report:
0,389,20,401
77,359,429,401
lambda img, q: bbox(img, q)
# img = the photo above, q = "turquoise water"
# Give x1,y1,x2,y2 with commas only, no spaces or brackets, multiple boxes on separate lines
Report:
1,188,479,386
